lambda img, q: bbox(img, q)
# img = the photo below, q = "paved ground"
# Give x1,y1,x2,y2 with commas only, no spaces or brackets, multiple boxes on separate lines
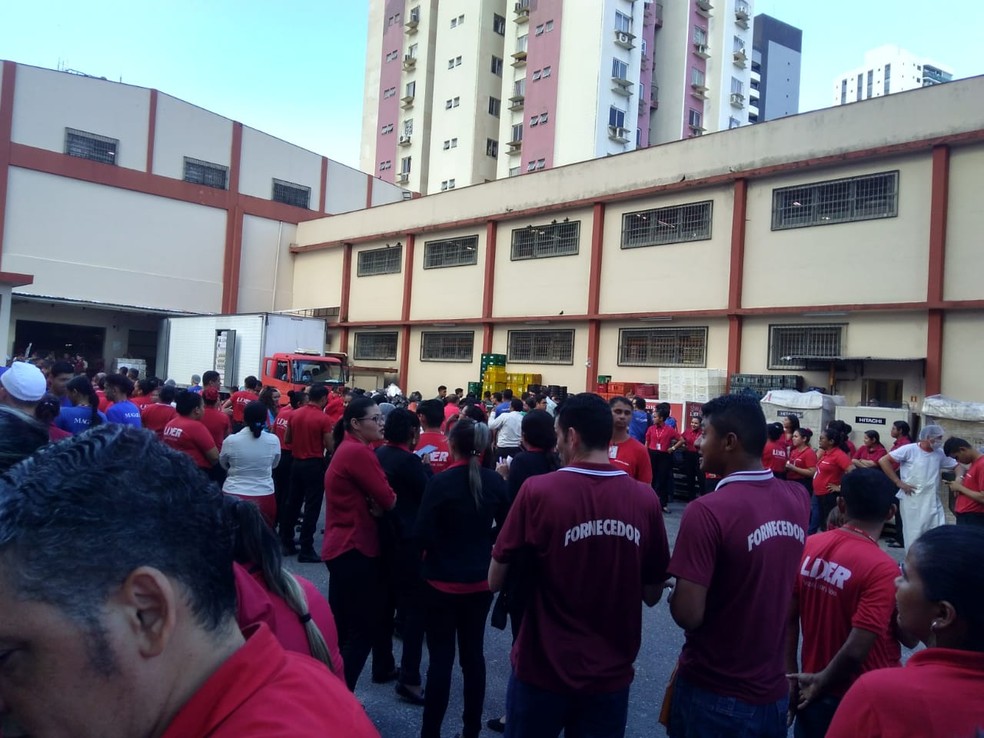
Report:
286,498,908,738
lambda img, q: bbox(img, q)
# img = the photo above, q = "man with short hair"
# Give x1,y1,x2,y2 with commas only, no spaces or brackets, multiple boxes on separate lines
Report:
189,374,203,393
224,375,260,433
609,396,653,484
0,425,380,737
942,437,984,527
280,385,334,562
667,393,810,738
628,396,652,444
489,398,524,459
48,360,74,407
162,391,220,473
131,378,160,411
127,367,140,382
786,469,909,738
103,374,143,428
490,393,669,737
142,385,178,440
436,385,447,400
202,370,222,390
494,389,514,419
416,399,451,474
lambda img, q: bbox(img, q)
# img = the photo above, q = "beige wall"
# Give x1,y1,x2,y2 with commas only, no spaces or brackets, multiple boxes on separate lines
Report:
239,126,323,204
291,248,345,312
410,228,485,320
943,144,984,301
743,156,932,308
153,93,232,179
406,326,481,395
600,187,732,313
11,65,150,171
596,319,730,384
941,311,984,402
490,322,588,390
237,216,297,313
5,169,225,313
349,242,406,322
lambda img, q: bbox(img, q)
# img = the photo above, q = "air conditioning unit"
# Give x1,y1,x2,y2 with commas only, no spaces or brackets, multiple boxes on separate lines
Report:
608,125,630,142
694,43,709,57
730,92,745,106
615,31,634,48
399,135,412,145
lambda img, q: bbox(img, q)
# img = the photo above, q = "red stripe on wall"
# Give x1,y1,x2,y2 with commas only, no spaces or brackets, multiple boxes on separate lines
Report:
146,89,158,173
586,203,605,389
220,124,244,312
401,234,415,321
365,175,373,209
0,61,17,267
726,179,748,381
925,145,950,395
319,157,328,213
482,220,497,319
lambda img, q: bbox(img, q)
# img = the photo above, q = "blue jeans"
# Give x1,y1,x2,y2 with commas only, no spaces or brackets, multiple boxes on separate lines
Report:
668,675,787,738
793,694,841,738
808,495,821,535
504,672,630,738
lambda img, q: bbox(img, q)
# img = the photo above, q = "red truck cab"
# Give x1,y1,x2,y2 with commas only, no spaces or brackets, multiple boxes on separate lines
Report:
262,351,348,401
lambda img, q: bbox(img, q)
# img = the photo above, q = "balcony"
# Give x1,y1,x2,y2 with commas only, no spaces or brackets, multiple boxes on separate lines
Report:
689,124,705,137
405,9,420,32
607,125,630,143
507,139,523,154
514,1,530,23
733,48,747,67
508,94,525,111
401,94,415,109
511,50,528,66
398,135,412,146
402,55,416,71
690,82,708,100
696,0,713,17
694,42,710,59
730,92,745,108
735,1,750,27
611,77,634,97
614,30,635,49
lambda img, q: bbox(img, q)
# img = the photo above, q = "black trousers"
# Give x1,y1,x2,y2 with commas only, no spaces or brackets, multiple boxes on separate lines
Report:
650,450,674,507
327,549,384,691
394,544,427,687
421,586,493,738
280,457,325,551
681,450,704,498
272,448,293,529
956,512,984,527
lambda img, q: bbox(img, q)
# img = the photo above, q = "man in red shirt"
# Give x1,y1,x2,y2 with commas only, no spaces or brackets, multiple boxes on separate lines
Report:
490,393,669,738
0,425,378,738
609,395,653,484
200,386,232,453
667,394,810,737
645,407,683,512
142,385,178,440
162,391,219,474
943,437,984,527
415,399,451,474
762,422,790,478
787,469,912,738
130,378,160,411
223,375,260,433
279,385,334,562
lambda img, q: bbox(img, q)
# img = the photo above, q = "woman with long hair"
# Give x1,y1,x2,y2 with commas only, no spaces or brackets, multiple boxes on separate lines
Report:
813,426,852,533
322,396,397,691
415,418,510,738
785,427,818,499
826,526,984,737
257,386,281,431
219,401,281,526
55,375,106,435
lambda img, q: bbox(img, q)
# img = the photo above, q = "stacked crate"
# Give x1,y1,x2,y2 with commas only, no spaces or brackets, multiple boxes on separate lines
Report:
659,368,728,402
480,353,507,396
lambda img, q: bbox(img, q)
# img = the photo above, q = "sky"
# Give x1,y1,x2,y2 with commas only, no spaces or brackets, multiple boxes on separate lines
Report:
2,0,982,171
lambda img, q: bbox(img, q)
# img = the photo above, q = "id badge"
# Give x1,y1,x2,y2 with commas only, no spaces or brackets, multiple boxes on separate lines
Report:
609,445,618,459
657,443,662,451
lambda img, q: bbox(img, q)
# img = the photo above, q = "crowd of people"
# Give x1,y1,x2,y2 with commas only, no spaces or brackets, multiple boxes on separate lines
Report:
0,357,981,738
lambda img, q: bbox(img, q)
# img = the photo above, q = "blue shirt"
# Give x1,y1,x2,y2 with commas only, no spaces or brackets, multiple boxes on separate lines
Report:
106,400,143,428
189,385,203,394
629,410,651,443
494,401,511,418
55,406,108,435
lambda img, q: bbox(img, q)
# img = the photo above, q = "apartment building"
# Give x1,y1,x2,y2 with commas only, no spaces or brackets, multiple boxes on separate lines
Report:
0,60,405,371
296,75,984,407
748,14,801,123
362,0,748,194
833,45,953,106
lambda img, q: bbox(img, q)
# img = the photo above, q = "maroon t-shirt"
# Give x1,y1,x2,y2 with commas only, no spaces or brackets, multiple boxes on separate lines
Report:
668,469,810,704
492,462,670,694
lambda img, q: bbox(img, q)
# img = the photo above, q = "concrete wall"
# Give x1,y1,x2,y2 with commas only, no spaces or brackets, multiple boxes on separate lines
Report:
153,93,232,179
943,145,984,301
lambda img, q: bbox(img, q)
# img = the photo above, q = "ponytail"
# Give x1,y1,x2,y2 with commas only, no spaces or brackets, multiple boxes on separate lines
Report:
243,401,268,439
67,375,103,428
449,418,491,508
225,496,335,672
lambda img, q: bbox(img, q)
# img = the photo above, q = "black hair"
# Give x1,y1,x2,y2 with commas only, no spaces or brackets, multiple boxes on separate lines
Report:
416,399,444,429
51,360,74,377
609,395,632,409
795,427,814,443
840,468,898,523
257,387,279,417
202,370,220,386
243,401,267,438
510,398,524,412
633,396,647,410
556,393,613,451
158,385,177,404
525,396,537,411
243,376,259,391
823,423,850,453
767,422,784,442
137,378,156,397
437,385,447,392
35,394,61,425
0,426,238,671
656,407,670,421
0,407,49,471
864,429,881,444
784,415,800,432
910,525,984,650
308,385,328,403
383,408,419,444
461,404,488,424
503,389,513,400
104,373,134,397
175,389,204,417
333,395,377,448
700,394,767,457
67,375,103,429
943,437,972,456
448,418,491,508
521,409,556,452
893,420,911,437
287,389,305,410
493,392,503,403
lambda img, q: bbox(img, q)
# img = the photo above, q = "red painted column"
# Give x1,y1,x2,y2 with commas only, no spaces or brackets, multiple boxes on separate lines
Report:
0,61,17,267
398,235,416,387
925,146,950,395
146,89,158,173
585,203,605,391
319,157,328,213
220,122,244,313
481,221,497,354
726,179,748,385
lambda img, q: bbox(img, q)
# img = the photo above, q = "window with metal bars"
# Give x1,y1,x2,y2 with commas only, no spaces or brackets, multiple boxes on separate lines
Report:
421,331,475,362
271,179,311,209
618,327,708,367
423,236,479,269
507,330,575,365
771,172,899,230
354,332,399,361
511,221,580,260
183,157,228,189
357,245,403,276
65,128,118,165
621,201,713,249
768,324,844,369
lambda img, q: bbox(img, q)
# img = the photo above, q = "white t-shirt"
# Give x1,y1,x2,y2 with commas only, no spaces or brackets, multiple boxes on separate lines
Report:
490,410,524,448
888,443,957,494
219,428,281,497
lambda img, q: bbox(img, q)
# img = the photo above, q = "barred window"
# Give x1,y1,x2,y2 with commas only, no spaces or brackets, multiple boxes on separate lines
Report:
65,128,118,165
621,201,713,249
354,332,399,361
507,329,575,365
272,179,311,209
618,327,708,367
768,324,844,370
771,172,899,231
423,236,479,269
511,221,580,260
183,157,228,189
357,245,403,276
421,331,475,362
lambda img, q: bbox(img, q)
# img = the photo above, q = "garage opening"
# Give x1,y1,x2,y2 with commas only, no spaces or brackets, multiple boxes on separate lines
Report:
15,320,106,367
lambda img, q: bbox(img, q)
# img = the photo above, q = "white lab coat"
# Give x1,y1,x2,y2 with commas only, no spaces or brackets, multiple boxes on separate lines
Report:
888,443,957,549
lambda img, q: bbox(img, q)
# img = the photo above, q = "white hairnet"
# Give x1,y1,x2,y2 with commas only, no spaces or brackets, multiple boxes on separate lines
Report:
918,424,945,441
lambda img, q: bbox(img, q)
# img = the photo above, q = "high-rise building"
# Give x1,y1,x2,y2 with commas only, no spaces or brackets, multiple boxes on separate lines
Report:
361,0,752,195
748,14,801,123
833,45,953,106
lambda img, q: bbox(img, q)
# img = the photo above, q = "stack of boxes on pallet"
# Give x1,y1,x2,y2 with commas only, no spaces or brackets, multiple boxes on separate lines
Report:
479,353,544,397
659,368,728,403
594,377,660,402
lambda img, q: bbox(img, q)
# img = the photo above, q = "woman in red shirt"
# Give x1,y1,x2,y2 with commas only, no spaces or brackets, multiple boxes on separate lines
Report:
762,422,790,479
322,396,397,692
681,415,705,497
851,430,888,469
785,428,818,500
813,427,852,533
